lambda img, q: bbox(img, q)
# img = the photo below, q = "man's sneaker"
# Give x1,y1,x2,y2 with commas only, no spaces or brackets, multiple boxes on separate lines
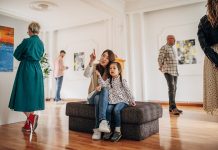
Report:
92,128,101,140
170,108,180,115
177,108,183,113
103,132,113,140
111,132,122,142
169,108,183,114
55,100,65,104
99,120,110,133
28,114,39,131
22,120,31,132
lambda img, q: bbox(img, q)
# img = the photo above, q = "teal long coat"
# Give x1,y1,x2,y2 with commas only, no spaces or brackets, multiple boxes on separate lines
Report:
8,35,45,112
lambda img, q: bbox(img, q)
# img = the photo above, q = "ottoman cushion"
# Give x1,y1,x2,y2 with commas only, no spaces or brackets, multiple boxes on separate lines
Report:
66,101,162,124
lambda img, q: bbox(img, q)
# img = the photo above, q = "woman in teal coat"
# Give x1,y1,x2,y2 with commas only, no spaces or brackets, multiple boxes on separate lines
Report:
9,22,44,132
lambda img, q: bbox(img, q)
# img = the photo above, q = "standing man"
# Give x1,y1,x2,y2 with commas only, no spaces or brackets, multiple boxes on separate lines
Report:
158,35,183,115
54,50,68,103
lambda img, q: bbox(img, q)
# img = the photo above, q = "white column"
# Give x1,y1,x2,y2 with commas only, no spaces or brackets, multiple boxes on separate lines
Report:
128,13,136,96
107,16,125,57
47,31,54,99
123,14,129,80
140,12,147,101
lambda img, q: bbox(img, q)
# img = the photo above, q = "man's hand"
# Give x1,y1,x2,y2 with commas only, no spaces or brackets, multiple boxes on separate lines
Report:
96,85,101,92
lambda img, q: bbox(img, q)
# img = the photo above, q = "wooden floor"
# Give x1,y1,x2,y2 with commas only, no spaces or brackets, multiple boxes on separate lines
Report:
1,101,218,150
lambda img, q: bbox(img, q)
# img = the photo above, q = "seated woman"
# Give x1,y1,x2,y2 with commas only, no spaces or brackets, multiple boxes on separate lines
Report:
84,49,115,140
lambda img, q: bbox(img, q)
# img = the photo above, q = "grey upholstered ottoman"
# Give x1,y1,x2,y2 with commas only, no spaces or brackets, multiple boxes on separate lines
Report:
66,101,162,141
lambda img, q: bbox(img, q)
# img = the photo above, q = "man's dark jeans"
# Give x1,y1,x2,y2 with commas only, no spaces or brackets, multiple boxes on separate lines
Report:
164,73,177,110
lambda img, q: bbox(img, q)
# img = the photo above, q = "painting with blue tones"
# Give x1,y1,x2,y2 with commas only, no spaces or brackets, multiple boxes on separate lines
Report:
0,26,14,72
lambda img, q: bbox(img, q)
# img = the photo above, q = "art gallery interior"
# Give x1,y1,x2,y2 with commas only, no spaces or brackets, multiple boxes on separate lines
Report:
0,0,218,149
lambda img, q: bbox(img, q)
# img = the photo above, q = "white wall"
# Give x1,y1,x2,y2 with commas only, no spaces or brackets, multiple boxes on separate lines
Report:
48,17,129,99
144,3,206,102
47,2,207,103
51,21,110,99
0,14,28,125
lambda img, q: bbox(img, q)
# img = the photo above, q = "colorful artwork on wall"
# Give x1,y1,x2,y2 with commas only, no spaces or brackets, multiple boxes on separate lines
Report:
74,52,85,71
176,39,197,65
0,26,14,72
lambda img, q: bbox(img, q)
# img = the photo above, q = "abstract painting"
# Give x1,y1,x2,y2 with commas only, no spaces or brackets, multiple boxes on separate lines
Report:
74,52,85,71
176,39,197,65
0,26,14,72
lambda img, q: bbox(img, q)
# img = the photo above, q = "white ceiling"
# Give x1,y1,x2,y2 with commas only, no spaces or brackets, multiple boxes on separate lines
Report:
125,0,206,13
0,0,111,30
0,0,206,30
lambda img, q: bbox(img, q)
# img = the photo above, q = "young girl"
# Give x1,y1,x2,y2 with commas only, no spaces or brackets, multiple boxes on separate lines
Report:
96,62,136,142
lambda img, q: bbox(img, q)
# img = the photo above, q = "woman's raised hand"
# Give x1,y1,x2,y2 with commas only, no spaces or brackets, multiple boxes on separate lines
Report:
89,49,96,65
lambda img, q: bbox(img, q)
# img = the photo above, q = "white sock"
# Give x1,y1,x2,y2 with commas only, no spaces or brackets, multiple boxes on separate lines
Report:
115,127,121,132
100,120,106,123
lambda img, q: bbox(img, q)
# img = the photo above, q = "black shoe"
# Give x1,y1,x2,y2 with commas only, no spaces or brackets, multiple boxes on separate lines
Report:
170,108,180,115
103,132,113,140
177,108,183,113
169,108,183,114
111,132,122,142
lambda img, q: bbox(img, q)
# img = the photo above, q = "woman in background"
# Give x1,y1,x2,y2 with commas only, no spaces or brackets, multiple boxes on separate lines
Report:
9,22,44,132
197,0,218,114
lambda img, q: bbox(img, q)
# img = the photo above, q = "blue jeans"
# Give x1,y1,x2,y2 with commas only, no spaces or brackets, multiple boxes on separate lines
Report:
55,76,63,101
106,102,128,127
88,87,109,128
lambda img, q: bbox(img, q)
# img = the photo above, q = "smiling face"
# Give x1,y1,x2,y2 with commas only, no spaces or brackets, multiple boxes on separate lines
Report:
109,63,120,77
99,52,110,67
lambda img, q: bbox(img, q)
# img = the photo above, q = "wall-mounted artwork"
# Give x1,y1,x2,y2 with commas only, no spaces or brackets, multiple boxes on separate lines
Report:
0,26,14,72
176,39,197,65
74,52,85,71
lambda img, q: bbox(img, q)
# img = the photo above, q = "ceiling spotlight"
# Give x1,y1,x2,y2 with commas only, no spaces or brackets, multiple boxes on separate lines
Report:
30,1,57,11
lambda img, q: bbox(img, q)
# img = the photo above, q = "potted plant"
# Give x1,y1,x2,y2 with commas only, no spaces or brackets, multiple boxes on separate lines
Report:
40,53,52,78
40,53,52,101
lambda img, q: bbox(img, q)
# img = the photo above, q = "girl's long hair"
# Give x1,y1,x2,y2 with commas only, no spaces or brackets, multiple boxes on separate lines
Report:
108,62,123,88
96,49,115,77
207,0,218,27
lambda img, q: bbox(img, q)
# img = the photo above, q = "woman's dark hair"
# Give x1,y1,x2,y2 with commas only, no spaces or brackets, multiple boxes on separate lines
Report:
96,49,115,76
108,62,123,88
207,0,218,27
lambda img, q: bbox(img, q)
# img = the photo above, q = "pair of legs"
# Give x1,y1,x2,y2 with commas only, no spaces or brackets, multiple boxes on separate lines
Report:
88,87,109,128
23,112,38,132
104,102,128,142
106,102,128,130
164,73,177,111
55,76,63,101
24,112,33,117
164,73,182,115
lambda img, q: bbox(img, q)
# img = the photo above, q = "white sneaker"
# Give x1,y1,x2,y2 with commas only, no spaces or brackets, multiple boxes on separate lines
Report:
55,101,65,104
92,128,101,140
99,120,110,133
